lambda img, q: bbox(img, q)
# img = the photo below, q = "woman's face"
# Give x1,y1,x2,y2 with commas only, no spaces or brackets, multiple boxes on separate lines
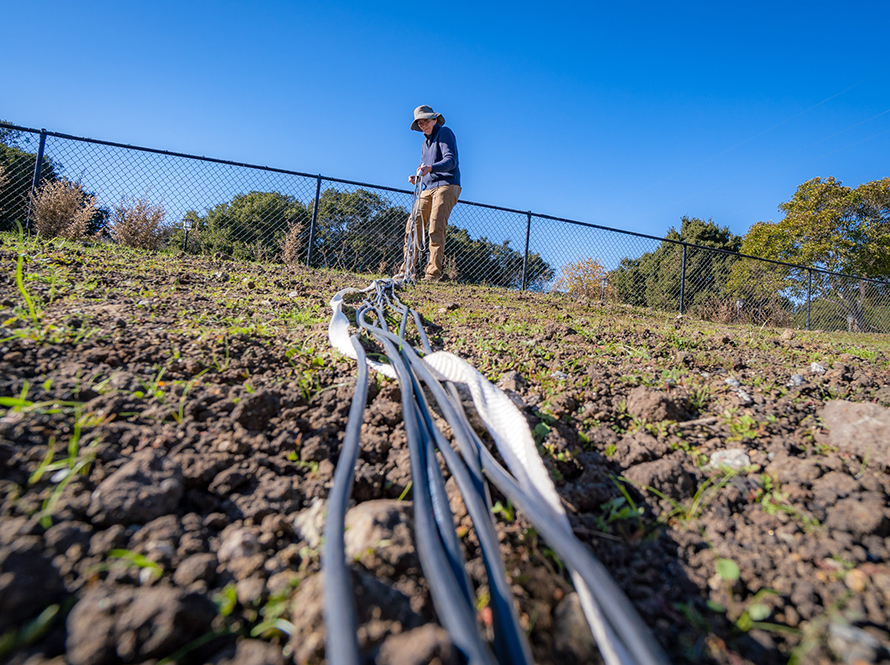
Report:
418,118,437,135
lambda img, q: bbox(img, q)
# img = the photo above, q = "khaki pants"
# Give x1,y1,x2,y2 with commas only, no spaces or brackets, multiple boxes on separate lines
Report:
401,184,461,277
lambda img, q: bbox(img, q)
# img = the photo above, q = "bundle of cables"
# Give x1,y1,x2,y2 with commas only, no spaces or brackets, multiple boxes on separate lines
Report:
324,272,670,665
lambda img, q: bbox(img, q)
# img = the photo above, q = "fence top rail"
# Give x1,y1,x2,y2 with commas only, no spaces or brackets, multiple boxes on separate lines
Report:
3,121,888,288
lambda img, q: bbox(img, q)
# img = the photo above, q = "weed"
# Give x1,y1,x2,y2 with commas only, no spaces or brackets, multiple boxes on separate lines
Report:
111,195,170,250
13,232,41,331
595,496,644,532
721,408,760,441
30,178,97,240
623,469,737,526
754,475,820,531
0,603,62,659
491,499,515,522
29,409,100,528
108,549,164,581
215,583,239,617
707,558,799,636
250,580,299,638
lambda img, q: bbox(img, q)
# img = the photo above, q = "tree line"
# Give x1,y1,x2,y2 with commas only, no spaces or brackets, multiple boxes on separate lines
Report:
603,177,890,332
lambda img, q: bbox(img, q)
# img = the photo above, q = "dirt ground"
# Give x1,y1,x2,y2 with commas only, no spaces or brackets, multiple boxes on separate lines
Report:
2,234,890,665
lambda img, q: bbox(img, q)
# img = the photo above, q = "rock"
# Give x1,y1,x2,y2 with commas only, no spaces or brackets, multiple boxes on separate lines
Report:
706,449,751,472
173,553,218,587
820,400,890,469
87,450,183,526
89,525,129,557
811,471,859,505
375,624,459,665
218,528,262,563
293,498,326,548
344,500,419,577
235,576,266,605
230,391,280,431
0,538,65,634
765,454,822,486
553,592,597,662
497,370,526,392
288,570,423,665
66,585,216,665
825,496,889,537
614,431,671,467
623,456,697,500
787,374,806,387
44,521,93,556
827,621,882,665
810,362,826,375
625,386,688,422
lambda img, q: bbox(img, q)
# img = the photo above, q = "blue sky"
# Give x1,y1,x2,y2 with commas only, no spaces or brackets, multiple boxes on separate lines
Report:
4,0,888,239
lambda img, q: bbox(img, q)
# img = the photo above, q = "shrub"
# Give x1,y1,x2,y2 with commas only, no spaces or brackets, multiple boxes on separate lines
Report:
111,196,169,250
553,257,612,299
281,222,305,265
690,296,792,327
29,178,97,241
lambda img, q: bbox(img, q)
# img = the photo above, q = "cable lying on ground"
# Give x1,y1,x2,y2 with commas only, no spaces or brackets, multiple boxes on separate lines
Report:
324,281,669,664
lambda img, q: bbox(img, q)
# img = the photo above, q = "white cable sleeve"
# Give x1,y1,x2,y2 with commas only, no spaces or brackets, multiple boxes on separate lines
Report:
423,351,628,665
329,287,397,379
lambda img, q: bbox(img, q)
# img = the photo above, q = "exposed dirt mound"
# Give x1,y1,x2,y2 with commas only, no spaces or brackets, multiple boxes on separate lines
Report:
2,235,890,664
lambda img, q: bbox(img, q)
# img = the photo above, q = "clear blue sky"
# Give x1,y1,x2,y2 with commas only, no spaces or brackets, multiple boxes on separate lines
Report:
4,0,888,239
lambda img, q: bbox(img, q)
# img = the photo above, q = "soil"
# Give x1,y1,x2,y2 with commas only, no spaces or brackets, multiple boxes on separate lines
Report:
2,235,890,665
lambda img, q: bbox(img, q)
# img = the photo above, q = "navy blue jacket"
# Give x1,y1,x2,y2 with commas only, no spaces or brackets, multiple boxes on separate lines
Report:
421,124,460,189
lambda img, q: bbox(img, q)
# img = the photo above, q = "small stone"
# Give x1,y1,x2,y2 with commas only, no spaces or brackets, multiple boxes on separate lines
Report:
706,449,751,472
787,374,806,387
845,568,868,593
293,499,326,549
218,529,261,563
828,621,881,664
725,377,741,389
550,371,568,381
810,362,826,375
736,389,753,405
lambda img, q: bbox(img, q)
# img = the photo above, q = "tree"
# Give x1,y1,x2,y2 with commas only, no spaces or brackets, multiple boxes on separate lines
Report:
609,216,741,312
738,177,890,331
313,188,406,272
177,190,311,261
0,131,59,232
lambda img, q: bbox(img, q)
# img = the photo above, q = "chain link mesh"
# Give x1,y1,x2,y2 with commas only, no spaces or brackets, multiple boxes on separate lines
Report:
2,123,888,333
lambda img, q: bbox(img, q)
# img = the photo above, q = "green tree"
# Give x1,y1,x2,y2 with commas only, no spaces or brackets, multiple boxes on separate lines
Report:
445,229,551,289
609,216,741,312
738,177,890,331
0,129,59,232
313,188,406,272
177,190,311,261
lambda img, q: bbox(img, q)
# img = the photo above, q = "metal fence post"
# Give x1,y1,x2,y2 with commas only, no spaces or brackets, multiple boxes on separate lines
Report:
25,129,48,234
307,175,322,267
806,269,812,330
678,244,687,314
521,211,531,291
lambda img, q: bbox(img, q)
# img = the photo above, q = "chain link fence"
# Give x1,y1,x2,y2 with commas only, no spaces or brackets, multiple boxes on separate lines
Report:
2,122,888,333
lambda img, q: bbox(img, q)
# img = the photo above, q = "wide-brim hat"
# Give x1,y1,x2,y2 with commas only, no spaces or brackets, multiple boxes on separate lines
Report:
411,105,445,132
